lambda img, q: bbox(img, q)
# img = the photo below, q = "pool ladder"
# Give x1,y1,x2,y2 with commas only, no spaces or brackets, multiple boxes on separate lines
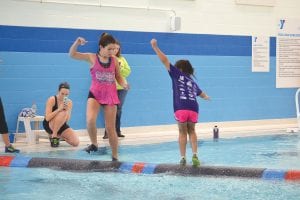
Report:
287,88,300,132
296,88,300,129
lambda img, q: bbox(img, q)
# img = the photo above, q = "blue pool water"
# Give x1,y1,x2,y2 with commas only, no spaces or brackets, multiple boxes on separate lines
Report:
23,132,300,169
1,133,300,200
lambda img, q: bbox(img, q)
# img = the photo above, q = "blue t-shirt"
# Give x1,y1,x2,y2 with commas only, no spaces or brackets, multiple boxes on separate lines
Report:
168,64,202,113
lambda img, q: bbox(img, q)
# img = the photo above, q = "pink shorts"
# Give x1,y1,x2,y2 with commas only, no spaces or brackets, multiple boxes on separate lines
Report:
174,110,198,123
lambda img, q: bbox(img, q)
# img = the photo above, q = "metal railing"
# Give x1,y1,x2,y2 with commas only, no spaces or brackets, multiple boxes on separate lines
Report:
296,88,300,128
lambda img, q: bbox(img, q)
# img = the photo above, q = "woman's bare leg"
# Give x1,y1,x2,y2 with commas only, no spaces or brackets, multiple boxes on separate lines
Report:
86,98,100,146
49,110,68,138
104,105,118,160
61,128,79,147
1,134,10,147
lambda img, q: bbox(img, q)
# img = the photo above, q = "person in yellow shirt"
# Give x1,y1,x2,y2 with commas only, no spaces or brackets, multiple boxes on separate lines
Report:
103,40,131,139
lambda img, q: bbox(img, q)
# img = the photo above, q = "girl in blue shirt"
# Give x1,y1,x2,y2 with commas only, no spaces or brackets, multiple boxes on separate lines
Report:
151,39,210,167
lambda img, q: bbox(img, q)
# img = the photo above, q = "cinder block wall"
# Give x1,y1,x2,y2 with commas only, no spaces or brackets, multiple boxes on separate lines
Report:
0,0,299,132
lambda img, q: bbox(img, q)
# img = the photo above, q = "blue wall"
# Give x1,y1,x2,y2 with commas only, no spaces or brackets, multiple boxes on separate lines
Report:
0,25,296,133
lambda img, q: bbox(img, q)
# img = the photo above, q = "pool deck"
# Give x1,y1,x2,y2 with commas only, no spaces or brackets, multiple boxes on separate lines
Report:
0,118,298,153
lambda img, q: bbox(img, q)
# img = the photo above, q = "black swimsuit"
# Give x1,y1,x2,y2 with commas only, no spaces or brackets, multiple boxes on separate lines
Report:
43,96,70,135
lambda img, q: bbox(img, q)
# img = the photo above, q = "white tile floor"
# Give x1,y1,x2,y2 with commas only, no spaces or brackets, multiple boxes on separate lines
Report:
0,118,298,153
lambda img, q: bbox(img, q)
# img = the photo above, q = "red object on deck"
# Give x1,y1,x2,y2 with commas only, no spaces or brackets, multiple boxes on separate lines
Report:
0,156,14,167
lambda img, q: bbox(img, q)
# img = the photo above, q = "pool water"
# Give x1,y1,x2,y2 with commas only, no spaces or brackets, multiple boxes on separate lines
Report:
1,167,299,200
1,133,300,200
23,132,300,169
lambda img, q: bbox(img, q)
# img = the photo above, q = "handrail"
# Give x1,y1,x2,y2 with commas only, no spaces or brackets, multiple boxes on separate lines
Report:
296,88,300,128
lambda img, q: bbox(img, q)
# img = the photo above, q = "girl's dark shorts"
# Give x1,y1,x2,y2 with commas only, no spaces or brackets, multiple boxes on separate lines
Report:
43,120,70,135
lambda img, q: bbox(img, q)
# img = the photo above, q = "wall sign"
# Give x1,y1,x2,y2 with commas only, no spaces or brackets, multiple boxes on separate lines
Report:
252,36,270,72
276,19,300,88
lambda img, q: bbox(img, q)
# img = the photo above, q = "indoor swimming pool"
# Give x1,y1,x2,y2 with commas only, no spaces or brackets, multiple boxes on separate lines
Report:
1,132,300,200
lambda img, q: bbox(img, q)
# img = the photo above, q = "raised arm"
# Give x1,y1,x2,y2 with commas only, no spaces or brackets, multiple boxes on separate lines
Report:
69,37,93,63
150,39,170,70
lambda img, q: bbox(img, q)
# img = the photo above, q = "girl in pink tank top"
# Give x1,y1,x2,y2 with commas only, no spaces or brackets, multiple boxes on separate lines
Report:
69,33,128,161
90,56,120,105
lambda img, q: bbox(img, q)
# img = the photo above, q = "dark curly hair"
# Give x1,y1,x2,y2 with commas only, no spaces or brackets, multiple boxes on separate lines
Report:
174,60,194,76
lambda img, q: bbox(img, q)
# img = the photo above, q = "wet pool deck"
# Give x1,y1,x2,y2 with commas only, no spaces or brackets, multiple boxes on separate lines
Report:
0,118,298,154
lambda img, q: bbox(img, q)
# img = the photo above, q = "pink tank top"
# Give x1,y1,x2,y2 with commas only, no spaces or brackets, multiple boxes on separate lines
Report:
89,56,120,105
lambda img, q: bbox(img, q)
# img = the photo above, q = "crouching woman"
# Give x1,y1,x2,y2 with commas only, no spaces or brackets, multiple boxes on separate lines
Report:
43,82,79,147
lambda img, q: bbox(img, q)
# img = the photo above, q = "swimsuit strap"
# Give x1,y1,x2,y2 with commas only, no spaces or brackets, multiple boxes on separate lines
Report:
53,95,58,111
96,54,112,68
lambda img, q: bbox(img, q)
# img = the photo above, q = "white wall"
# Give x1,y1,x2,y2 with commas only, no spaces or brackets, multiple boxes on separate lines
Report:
1,0,300,35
